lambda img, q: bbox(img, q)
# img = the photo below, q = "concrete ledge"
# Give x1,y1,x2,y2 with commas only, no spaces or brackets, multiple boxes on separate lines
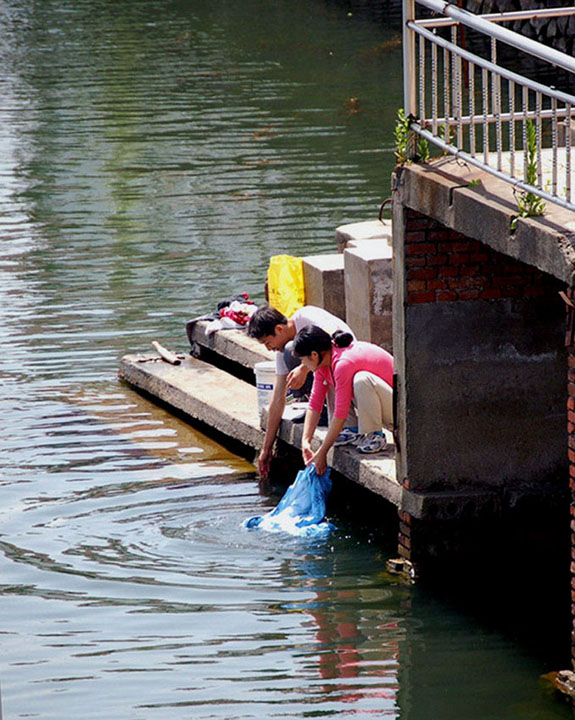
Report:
398,158,575,284
119,353,264,449
188,321,272,370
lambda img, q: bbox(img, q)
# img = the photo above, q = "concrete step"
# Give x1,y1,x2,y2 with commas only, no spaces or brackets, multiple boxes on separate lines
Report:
119,353,264,449
335,219,392,252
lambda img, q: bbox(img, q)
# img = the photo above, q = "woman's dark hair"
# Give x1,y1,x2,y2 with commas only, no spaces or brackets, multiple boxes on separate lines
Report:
293,325,353,357
247,304,288,339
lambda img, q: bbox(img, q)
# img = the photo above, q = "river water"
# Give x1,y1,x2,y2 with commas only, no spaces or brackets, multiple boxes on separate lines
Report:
0,0,573,718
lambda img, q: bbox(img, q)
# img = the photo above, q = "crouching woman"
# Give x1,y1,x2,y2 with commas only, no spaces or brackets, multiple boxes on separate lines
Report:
292,325,393,475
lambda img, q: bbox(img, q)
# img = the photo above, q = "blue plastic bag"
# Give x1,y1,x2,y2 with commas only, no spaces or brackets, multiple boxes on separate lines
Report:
244,464,334,537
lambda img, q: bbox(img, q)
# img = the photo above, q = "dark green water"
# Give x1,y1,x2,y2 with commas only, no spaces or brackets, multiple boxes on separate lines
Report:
0,0,573,718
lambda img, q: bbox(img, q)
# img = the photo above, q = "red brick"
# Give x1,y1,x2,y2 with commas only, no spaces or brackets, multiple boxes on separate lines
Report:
429,230,451,242
407,291,436,304
427,253,449,266
493,275,527,287
481,288,501,300
428,279,448,291
568,382,575,397
448,276,483,290
460,265,480,277
449,253,470,265
439,266,459,277
437,291,458,302
406,256,427,267
569,355,575,369
406,243,436,256
407,268,437,281
458,289,481,301
568,410,575,423
501,286,522,298
406,231,427,243
407,280,427,292
568,396,575,411
524,285,545,298
470,253,490,263
569,448,575,463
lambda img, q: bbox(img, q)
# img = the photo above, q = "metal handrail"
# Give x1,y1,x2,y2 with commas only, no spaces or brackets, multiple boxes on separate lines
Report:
403,0,575,212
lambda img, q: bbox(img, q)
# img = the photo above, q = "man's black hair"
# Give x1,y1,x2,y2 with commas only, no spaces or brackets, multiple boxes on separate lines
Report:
247,304,288,339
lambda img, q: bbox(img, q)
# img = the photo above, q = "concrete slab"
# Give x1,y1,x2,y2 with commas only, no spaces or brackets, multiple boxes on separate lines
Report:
188,321,272,369
335,219,392,253
119,353,264,449
344,243,393,351
302,253,346,320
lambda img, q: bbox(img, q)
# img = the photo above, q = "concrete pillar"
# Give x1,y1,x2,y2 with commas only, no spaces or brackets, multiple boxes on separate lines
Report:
344,241,393,352
302,254,346,320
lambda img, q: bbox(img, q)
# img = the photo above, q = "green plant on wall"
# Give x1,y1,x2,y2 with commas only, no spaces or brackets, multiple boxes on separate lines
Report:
395,108,429,165
510,119,546,231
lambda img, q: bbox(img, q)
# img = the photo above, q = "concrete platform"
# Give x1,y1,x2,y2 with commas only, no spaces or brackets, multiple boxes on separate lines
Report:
118,344,505,519
118,350,403,512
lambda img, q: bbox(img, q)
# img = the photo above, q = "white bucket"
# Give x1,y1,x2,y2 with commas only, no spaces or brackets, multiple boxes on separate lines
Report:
254,361,275,415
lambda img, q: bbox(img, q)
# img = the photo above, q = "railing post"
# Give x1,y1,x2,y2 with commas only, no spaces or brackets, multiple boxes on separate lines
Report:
403,0,417,158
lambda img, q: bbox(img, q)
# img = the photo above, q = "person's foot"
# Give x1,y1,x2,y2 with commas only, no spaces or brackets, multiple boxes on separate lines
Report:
334,427,360,446
356,431,387,454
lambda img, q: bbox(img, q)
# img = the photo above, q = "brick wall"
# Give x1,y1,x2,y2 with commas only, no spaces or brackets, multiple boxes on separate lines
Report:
405,209,552,304
567,289,575,667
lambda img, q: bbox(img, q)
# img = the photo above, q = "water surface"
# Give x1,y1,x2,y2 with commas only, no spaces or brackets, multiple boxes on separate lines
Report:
0,1,572,718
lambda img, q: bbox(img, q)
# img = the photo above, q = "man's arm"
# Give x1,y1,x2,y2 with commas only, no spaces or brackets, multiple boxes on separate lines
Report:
257,374,287,479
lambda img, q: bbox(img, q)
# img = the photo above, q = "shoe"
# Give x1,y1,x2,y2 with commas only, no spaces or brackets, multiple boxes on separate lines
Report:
334,427,360,446
356,431,387,454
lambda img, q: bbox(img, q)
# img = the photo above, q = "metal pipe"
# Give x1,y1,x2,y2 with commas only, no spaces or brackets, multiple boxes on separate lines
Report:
416,6,575,29
403,0,417,117
412,122,575,212
410,22,575,107
412,0,575,74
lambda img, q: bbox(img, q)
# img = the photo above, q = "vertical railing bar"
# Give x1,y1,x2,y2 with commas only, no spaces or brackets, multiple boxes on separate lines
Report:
567,103,572,204
509,79,515,177
444,45,451,143
432,34,438,135
419,33,426,122
551,91,558,197
482,66,489,164
522,85,529,184
469,60,476,157
452,24,463,148
490,37,502,172
536,91,542,187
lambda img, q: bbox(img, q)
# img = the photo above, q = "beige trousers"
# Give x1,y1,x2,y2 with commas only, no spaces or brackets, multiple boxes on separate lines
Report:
352,371,393,434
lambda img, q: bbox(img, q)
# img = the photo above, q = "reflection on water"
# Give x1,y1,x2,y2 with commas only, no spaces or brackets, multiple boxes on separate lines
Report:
0,0,572,718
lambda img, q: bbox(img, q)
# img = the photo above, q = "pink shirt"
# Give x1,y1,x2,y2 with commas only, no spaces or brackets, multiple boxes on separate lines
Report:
308,342,393,419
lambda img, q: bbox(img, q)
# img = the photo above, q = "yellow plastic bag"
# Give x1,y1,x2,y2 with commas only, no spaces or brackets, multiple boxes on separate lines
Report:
267,255,305,318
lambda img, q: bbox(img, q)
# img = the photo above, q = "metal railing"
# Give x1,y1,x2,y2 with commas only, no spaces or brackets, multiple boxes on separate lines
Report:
403,0,575,212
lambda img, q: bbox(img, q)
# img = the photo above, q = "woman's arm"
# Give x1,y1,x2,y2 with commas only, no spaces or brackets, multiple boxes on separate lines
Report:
311,415,346,476
302,408,321,466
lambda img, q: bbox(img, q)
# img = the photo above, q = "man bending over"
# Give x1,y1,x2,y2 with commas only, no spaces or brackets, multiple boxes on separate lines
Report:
248,304,354,478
